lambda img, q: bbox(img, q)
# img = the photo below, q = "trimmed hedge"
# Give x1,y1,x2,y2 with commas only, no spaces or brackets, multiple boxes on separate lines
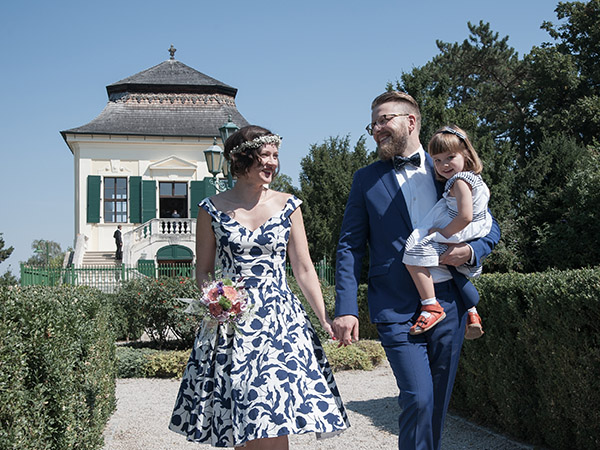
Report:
0,285,116,450
115,339,386,378
113,276,200,348
453,268,600,450
288,278,379,341
111,275,374,348
322,339,386,371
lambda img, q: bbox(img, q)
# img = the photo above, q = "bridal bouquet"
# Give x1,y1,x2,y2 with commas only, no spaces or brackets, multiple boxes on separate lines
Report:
180,278,252,326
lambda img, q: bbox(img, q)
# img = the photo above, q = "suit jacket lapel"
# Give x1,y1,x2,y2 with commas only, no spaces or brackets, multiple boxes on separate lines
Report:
375,161,412,230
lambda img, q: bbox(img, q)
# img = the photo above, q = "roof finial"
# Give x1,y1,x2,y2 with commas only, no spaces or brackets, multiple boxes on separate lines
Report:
168,44,177,60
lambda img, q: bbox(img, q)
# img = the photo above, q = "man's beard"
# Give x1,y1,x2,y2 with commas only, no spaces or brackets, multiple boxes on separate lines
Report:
377,133,408,160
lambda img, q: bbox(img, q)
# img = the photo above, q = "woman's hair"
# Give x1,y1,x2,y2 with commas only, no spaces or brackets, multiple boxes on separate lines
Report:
428,125,483,181
223,125,281,178
371,91,421,131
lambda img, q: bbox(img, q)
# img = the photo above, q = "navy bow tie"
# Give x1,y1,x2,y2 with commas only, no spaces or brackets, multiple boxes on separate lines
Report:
393,153,421,171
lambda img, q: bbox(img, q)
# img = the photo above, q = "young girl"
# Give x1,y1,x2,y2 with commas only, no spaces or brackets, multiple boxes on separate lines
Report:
403,125,492,339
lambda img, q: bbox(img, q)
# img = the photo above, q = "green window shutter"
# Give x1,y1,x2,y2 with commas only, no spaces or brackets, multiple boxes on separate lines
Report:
129,176,142,223
141,180,156,223
190,178,216,218
87,175,101,223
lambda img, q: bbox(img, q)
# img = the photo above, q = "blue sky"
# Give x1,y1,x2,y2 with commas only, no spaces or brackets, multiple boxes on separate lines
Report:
0,0,559,274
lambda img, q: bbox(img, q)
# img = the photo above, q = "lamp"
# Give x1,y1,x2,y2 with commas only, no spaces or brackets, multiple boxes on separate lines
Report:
221,157,230,177
219,114,239,146
203,138,228,192
34,240,50,266
219,115,239,189
203,137,223,176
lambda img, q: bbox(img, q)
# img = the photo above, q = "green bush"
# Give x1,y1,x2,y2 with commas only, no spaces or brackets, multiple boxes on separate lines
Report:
287,277,378,341
287,277,335,342
102,292,143,342
115,341,385,378
145,350,191,378
356,284,380,340
323,339,386,371
115,346,158,378
0,285,116,450
115,346,190,379
452,268,600,450
114,276,200,348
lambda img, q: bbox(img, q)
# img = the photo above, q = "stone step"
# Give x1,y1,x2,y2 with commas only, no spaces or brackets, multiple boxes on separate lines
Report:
82,251,120,266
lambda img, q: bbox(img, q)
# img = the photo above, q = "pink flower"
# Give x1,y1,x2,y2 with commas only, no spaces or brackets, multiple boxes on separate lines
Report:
230,302,242,315
209,302,223,317
206,287,220,302
223,286,238,301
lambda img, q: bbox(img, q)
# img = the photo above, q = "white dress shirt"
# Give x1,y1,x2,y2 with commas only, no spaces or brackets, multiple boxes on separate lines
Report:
394,145,453,283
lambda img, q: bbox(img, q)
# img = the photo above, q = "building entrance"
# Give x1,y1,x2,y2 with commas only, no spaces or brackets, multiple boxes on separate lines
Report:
159,182,187,218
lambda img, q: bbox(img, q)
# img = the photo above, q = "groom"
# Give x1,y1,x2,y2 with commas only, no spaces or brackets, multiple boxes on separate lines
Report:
333,91,500,450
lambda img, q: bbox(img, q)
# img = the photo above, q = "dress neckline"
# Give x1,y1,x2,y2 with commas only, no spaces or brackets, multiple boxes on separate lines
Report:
206,196,297,233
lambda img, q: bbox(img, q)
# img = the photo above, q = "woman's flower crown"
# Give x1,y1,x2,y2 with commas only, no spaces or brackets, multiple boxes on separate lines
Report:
230,134,282,155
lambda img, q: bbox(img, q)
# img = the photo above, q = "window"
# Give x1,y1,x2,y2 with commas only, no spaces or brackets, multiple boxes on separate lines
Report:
104,177,128,223
159,182,188,218
159,182,187,197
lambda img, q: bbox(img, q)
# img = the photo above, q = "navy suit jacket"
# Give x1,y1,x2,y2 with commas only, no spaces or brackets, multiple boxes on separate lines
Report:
335,155,501,323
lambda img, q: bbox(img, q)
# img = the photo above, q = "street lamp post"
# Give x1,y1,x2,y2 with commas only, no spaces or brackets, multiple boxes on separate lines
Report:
35,240,50,266
203,138,228,192
202,116,240,193
218,115,239,189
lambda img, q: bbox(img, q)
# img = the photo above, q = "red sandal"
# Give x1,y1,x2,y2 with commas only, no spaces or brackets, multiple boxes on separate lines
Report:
465,311,484,340
410,302,446,335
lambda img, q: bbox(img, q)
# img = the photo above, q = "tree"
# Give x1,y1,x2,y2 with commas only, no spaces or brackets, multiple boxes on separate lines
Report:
269,173,298,194
297,135,376,266
25,240,65,267
531,0,600,146
390,2,600,272
395,22,526,271
0,267,18,286
0,233,13,263
518,136,599,270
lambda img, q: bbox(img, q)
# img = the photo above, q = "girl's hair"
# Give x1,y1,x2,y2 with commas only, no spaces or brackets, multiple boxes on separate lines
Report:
223,125,281,179
428,125,483,181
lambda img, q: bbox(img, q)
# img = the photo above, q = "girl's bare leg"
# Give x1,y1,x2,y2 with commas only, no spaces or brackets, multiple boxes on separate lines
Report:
406,265,436,300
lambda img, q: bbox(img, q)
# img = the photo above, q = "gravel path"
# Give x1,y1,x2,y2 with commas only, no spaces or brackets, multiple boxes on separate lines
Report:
102,360,533,450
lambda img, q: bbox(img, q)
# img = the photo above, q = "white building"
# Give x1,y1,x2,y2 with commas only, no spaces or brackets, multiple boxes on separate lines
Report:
61,48,248,271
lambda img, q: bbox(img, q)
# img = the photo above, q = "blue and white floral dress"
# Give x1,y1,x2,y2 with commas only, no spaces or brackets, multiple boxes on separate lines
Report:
169,195,349,447
402,171,492,278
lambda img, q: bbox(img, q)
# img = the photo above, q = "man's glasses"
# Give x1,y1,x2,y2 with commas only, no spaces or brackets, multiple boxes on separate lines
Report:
365,113,410,135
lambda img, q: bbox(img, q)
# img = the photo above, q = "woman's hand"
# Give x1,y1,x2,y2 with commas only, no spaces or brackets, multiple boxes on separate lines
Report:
332,315,359,346
320,317,335,340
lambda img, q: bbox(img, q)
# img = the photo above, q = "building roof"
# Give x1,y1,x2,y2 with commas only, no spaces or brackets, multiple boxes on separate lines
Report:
61,53,249,141
106,59,238,97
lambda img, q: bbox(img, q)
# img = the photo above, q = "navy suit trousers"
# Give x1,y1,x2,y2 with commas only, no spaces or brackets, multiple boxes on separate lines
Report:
376,280,467,450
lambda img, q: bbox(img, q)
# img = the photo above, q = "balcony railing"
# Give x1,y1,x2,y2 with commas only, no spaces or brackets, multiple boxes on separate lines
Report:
129,218,196,244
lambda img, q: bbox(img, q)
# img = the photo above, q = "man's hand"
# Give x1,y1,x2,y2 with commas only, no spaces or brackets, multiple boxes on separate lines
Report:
439,243,472,267
332,315,359,347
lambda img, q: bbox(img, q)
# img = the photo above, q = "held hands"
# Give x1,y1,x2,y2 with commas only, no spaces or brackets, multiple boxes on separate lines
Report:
320,317,335,340
332,315,359,347
439,243,472,267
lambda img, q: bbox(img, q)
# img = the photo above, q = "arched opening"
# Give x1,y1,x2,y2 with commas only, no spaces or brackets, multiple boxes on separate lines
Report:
156,245,194,277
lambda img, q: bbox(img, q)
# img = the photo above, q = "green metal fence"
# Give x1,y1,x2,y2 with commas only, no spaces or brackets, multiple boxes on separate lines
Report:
285,258,335,286
21,260,335,292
